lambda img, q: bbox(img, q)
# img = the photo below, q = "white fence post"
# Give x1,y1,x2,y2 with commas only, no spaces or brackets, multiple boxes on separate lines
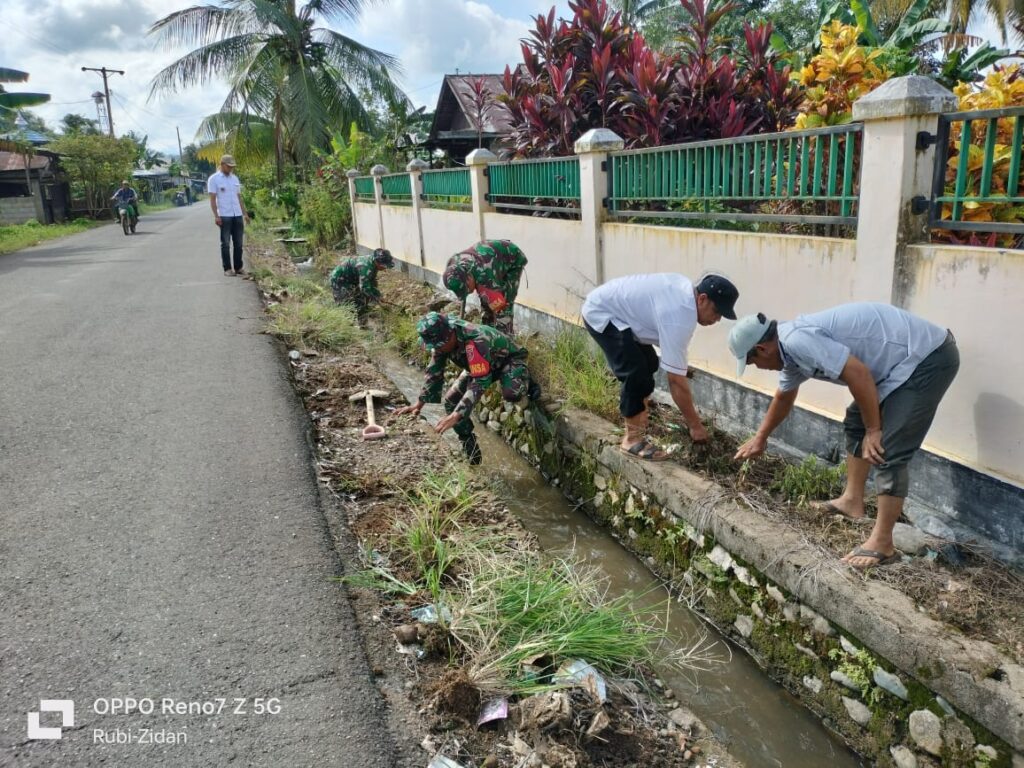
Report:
406,158,429,268
575,128,624,288
466,148,496,242
370,164,388,250
345,169,360,247
851,76,958,303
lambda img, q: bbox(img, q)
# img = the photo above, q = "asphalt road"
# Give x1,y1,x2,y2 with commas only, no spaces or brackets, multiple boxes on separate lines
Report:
0,207,398,766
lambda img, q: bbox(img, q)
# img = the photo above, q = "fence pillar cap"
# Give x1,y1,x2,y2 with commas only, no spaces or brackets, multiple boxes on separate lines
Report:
574,128,625,154
370,164,389,175
466,148,497,166
345,169,361,178
852,76,958,121
406,158,429,172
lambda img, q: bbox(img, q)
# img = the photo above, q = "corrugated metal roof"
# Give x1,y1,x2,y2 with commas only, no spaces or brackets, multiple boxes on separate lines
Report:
0,150,49,172
429,74,514,141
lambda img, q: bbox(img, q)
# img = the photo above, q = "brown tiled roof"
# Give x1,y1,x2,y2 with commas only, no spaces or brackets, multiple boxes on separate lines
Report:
429,74,514,141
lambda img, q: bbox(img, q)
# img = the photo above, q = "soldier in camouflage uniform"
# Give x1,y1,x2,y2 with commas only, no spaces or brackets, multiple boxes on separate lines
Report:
442,240,527,335
394,312,540,465
330,248,394,312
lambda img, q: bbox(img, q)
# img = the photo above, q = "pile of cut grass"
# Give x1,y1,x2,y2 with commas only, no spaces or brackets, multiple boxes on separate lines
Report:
266,298,361,351
352,465,718,696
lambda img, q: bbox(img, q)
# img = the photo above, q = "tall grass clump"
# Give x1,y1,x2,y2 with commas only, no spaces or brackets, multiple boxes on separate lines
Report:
771,455,846,507
266,299,361,350
452,554,718,695
527,328,618,421
378,307,429,366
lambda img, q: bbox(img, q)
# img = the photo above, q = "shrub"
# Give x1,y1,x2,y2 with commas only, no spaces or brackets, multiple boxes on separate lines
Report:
298,177,351,249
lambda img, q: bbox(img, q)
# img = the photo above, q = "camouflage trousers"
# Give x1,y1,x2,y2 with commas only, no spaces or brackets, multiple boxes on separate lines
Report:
481,305,515,336
332,284,370,313
443,360,530,439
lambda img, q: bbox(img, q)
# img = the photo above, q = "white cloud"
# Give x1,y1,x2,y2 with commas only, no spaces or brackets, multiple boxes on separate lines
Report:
3,0,574,150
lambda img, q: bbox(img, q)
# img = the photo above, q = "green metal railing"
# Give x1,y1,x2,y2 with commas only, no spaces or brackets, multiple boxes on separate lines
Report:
421,167,472,209
607,124,862,226
486,157,581,214
921,107,1024,236
380,173,412,205
354,176,375,202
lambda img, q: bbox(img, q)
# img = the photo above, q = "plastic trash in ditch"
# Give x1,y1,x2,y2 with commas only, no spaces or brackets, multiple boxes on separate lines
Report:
396,642,425,659
552,659,607,703
476,697,509,727
427,755,466,768
411,603,453,624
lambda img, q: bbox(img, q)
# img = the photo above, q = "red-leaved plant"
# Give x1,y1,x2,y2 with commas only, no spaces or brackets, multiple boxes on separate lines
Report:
496,0,802,156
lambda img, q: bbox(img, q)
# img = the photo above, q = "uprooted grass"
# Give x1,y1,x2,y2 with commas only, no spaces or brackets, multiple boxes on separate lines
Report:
525,327,619,422
353,464,720,696
266,298,362,351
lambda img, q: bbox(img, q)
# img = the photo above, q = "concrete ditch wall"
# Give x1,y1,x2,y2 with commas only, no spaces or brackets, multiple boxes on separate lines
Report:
471,393,1023,767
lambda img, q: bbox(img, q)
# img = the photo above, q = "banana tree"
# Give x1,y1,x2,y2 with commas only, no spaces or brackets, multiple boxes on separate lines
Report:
0,68,50,133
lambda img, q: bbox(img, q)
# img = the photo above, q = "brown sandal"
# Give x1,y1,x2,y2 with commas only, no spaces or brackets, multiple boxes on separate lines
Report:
621,437,670,462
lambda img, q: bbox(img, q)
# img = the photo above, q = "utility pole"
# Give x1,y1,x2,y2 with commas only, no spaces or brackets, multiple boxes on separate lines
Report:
81,66,125,137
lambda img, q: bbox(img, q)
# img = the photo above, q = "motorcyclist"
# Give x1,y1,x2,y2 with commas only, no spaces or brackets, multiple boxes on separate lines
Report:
111,180,140,221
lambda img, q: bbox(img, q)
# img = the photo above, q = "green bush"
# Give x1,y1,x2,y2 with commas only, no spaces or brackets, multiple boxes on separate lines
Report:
298,178,351,249
266,298,362,350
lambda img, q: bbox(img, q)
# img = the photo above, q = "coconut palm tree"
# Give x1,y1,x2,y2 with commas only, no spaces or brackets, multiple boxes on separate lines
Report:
147,0,406,180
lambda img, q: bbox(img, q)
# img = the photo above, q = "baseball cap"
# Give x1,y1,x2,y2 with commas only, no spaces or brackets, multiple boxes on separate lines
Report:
729,312,773,377
372,248,395,269
417,312,453,350
695,274,739,320
220,154,237,167
443,256,472,298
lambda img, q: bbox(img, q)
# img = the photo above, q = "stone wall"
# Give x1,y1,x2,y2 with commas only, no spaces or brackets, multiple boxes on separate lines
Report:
0,196,40,225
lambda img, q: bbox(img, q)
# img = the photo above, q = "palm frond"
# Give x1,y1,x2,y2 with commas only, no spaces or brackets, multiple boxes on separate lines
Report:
148,5,262,48
0,68,30,83
303,0,377,25
148,34,264,97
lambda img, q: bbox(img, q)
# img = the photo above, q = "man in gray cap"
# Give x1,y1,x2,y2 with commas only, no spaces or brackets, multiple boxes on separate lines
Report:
207,154,250,276
729,303,959,569
582,273,739,461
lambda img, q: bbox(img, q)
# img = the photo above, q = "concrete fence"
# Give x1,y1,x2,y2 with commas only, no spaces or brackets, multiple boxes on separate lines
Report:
347,76,1024,561
0,195,40,225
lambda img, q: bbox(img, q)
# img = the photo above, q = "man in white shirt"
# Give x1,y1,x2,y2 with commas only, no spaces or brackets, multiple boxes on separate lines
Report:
729,303,959,570
207,154,250,276
582,273,739,461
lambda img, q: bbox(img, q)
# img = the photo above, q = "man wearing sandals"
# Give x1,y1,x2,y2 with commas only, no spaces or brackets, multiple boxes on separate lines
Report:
728,304,959,570
582,273,739,461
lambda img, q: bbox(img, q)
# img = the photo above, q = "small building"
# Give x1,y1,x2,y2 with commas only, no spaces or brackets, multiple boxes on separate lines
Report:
426,74,514,162
0,149,69,225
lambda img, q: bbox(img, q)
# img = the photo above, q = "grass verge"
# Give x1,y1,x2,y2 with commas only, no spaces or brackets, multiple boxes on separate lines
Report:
0,219,102,255
525,326,619,422
266,298,361,350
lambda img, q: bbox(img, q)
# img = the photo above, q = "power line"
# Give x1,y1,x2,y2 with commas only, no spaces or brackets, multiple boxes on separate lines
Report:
82,66,125,136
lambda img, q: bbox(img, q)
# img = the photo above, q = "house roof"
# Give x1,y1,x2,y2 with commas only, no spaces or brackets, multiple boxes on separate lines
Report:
428,74,514,143
0,150,51,172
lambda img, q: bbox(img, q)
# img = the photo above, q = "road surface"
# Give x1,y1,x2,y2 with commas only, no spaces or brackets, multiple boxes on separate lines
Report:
0,207,398,766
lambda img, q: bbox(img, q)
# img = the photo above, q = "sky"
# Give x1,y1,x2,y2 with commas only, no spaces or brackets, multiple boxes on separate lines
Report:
0,0,1011,155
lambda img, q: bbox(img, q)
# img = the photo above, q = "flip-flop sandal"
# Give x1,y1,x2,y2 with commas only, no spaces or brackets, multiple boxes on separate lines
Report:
816,501,872,524
620,437,670,462
845,547,902,570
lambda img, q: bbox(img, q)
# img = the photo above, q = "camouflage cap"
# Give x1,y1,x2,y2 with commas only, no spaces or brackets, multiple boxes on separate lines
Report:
443,256,472,298
417,311,453,350
372,248,395,269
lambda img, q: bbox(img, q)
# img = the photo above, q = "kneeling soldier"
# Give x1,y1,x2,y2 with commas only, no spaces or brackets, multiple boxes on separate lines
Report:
395,312,539,465
330,248,394,312
443,239,527,335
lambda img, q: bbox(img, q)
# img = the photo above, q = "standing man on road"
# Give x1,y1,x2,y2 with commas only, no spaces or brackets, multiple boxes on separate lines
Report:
729,303,959,570
208,154,250,276
582,273,739,461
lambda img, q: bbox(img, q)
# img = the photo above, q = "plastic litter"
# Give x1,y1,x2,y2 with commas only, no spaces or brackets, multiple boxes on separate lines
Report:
552,659,607,703
396,642,425,659
427,755,466,768
411,603,453,624
476,697,509,726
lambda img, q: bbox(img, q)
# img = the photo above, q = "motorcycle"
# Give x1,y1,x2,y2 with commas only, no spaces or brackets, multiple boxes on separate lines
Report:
174,191,187,207
116,203,138,235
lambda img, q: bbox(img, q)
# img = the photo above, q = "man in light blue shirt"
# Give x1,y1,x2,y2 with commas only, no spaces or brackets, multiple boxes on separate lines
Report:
729,303,959,570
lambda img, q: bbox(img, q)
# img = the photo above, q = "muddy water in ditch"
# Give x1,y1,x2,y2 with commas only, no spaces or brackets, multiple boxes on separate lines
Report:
376,352,860,768
471,425,862,768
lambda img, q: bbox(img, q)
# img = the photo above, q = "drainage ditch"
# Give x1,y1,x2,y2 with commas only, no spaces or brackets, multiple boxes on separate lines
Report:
377,351,863,768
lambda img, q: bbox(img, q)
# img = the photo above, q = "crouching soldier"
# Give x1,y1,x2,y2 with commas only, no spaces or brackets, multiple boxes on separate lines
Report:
394,312,540,465
443,239,527,335
330,248,394,312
